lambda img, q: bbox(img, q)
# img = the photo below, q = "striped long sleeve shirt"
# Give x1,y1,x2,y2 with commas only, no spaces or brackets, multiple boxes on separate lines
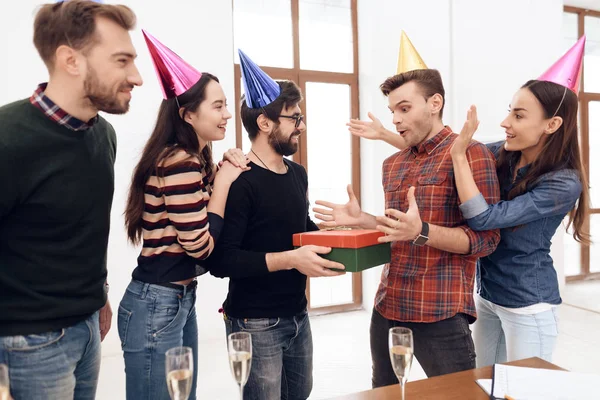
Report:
132,149,221,283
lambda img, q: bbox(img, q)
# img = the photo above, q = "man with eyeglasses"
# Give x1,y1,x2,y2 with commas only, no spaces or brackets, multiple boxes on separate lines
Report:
208,51,344,400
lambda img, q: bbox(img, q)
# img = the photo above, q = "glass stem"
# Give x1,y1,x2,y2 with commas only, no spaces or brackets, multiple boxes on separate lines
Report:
239,383,244,400
399,381,405,400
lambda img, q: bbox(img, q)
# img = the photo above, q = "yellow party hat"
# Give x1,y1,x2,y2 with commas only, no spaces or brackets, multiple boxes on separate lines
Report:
397,31,428,74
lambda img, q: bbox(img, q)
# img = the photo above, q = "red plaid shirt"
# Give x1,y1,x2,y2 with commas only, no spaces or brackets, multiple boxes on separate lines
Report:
375,126,500,323
30,83,97,131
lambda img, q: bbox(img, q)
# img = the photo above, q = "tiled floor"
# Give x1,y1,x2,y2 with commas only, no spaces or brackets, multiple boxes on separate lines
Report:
98,284,600,399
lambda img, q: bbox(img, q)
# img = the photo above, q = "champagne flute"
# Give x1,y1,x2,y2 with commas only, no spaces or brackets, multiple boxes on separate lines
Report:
165,346,193,400
389,327,414,400
228,332,252,400
0,364,10,400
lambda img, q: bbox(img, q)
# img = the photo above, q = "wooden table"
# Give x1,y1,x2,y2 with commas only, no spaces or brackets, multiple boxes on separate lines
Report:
330,357,565,399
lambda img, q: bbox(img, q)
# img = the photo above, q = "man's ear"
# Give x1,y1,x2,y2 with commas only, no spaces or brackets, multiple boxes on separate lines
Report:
257,113,273,133
54,45,81,76
429,93,443,117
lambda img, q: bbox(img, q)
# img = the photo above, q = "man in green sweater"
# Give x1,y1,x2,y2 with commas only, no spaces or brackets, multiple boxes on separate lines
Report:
0,1,142,399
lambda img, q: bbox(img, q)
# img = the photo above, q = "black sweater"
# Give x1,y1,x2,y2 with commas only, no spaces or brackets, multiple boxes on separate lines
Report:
209,159,319,318
0,100,115,335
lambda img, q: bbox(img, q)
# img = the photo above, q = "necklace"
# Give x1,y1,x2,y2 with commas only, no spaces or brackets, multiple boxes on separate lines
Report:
251,149,288,173
251,149,271,171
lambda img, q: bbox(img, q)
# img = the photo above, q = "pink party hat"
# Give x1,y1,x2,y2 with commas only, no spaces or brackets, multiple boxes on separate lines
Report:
142,30,202,99
538,35,585,93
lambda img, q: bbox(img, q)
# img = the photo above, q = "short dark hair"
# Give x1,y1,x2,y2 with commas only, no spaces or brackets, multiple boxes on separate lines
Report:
380,69,446,119
240,80,303,141
33,0,136,70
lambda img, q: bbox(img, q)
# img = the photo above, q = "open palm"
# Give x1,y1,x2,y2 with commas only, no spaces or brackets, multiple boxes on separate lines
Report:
313,185,362,228
451,105,480,157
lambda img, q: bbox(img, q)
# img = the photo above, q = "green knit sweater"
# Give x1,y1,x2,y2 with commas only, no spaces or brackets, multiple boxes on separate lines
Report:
0,99,116,335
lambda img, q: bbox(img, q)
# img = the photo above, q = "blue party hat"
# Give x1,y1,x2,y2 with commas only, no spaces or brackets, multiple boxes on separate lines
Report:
238,49,281,108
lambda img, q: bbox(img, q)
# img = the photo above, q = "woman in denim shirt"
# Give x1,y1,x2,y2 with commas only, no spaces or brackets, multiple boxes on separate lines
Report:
450,78,590,367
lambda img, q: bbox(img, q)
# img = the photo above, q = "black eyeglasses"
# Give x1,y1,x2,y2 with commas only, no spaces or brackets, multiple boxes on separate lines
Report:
279,114,305,128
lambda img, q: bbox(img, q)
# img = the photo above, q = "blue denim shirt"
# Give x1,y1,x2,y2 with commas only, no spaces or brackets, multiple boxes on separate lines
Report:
459,141,582,307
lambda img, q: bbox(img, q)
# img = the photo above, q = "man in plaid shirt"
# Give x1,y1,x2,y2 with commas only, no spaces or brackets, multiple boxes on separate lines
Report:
315,69,500,385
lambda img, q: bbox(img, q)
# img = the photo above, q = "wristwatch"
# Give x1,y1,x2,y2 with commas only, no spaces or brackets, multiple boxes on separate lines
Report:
412,222,429,246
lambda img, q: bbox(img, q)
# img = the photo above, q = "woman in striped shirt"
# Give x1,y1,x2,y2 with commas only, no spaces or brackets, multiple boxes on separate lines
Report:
117,71,247,399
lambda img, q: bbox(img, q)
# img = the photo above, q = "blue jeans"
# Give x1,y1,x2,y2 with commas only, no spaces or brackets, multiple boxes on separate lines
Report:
224,311,313,400
0,312,100,400
473,295,559,367
118,279,198,400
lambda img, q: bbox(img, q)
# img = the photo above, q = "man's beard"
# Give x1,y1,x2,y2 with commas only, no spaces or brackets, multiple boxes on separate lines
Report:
269,125,300,156
84,66,131,115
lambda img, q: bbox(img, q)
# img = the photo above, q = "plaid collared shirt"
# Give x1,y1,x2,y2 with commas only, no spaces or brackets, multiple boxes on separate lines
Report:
29,83,97,131
375,126,501,323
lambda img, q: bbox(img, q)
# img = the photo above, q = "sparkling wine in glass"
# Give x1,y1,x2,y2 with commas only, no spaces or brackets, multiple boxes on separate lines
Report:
0,364,10,400
228,332,252,400
389,327,414,400
165,346,193,400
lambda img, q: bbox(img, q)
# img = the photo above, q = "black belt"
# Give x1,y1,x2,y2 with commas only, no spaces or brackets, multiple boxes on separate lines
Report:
156,280,198,291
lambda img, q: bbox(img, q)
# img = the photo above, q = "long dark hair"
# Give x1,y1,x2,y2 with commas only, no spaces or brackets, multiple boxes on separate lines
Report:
125,73,219,244
496,79,590,244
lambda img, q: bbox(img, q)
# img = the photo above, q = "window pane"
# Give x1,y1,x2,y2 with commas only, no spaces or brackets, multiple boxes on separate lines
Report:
584,16,600,93
305,82,354,307
309,274,353,308
305,82,352,229
562,12,578,52
588,102,600,207
233,0,293,68
299,0,353,73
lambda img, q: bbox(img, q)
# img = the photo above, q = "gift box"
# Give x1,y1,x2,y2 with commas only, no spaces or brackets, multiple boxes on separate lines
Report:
292,229,391,272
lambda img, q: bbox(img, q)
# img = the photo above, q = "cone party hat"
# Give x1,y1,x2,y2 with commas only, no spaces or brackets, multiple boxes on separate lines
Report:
142,30,202,99
238,49,281,108
537,35,586,93
397,31,428,74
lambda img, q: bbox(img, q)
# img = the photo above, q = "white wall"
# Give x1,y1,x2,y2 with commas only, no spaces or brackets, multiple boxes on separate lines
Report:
0,0,582,352
356,0,568,308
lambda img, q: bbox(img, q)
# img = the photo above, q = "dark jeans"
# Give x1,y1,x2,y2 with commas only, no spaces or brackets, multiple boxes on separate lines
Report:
224,311,313,400
370,307,476,388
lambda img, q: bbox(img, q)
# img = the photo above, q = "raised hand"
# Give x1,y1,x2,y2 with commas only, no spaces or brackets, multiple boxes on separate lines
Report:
451,105,480,158
347,112,387,140
376,187,422,243
347,112,407,150
313,185,362,228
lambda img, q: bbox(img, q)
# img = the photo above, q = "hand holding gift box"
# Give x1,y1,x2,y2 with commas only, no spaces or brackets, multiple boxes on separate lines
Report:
292,229,391,272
